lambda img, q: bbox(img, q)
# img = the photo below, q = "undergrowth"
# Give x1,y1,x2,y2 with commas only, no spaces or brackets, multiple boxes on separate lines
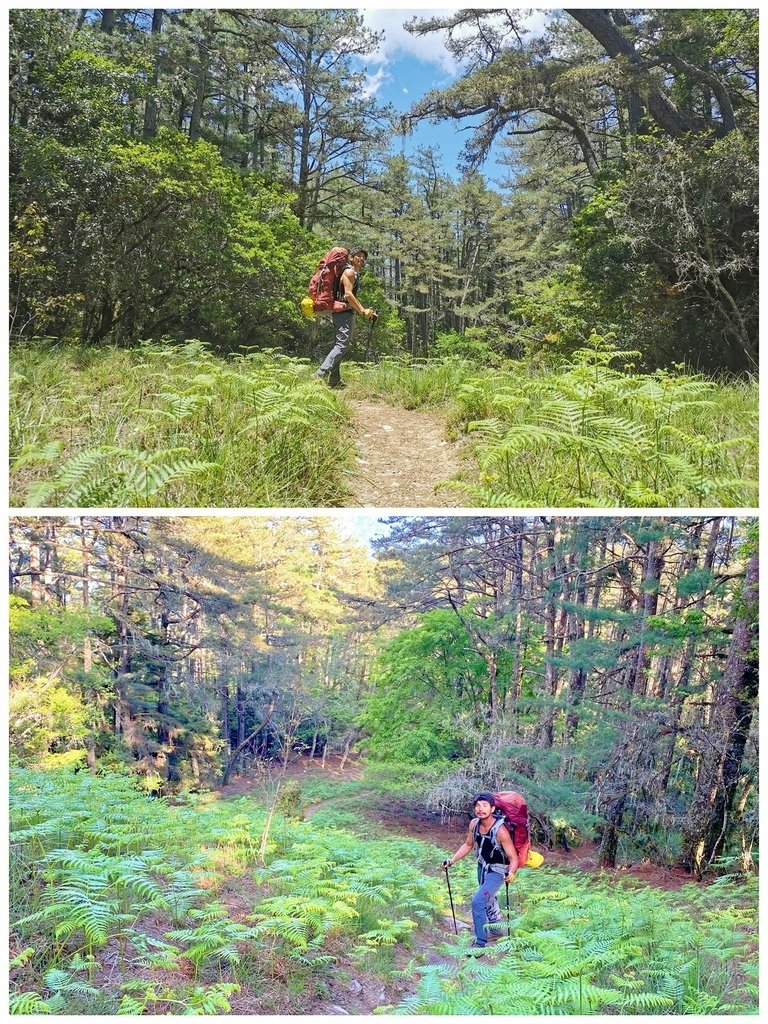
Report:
386,867,758,1015
345,340,758,508
10,338,758,508
9,764,758,1015
10,340,353,507
9,766,442,1014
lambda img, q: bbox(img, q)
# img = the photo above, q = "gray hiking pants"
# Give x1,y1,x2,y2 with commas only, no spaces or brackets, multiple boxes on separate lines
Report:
319,309,354,384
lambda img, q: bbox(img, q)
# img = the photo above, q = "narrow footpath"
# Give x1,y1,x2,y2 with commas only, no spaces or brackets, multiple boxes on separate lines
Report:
344,398,466,507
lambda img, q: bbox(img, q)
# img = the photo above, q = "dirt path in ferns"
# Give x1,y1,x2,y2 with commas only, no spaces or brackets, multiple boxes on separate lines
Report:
344,399,466,507
219,757,705,1015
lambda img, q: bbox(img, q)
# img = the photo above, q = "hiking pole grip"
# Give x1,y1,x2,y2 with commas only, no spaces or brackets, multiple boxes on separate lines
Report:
443,861,458,935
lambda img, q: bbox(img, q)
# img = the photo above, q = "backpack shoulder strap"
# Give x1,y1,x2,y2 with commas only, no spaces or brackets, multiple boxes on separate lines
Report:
334,264,355,301
489,815,506,846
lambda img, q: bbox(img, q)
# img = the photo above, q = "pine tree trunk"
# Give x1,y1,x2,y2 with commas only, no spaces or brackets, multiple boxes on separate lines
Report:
680,551,758,878
80,521,97,769
597,793,626,868
632,535,665,696
656,518,721,796
220,679,230,750
564,522,590,743
189,13,215,143
142,9,164,141
100,10,116,34
29,537,42,608
539,522,561,747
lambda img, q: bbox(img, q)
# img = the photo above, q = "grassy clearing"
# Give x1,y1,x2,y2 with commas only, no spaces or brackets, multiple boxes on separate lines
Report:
10,765,757,1016
10,340,353,507
344,342,759,507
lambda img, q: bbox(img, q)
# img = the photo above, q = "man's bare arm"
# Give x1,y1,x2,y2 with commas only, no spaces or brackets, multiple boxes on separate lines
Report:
341,268,375,318
443,819,476,868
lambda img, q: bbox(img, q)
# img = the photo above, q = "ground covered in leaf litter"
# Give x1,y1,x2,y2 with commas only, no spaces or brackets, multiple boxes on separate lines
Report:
344,398,466,507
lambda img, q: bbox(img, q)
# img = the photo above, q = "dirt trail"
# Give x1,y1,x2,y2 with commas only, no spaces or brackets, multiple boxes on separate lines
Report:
217,759,704,1015
344,398,466,507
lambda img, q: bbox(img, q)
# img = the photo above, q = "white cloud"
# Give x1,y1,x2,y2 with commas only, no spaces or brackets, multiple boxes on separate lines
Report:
360,63,391,100
361,8,551,74
362,9,462,74
358,8,553,98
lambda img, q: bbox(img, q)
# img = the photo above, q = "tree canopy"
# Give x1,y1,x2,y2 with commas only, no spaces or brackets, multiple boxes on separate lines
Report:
9,8,758,371
10,514,758,879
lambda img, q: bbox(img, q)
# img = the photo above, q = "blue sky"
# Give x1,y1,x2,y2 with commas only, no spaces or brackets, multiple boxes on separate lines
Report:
355,8,552,182
360,9,466,174
338,514,392,550
368,52,471,175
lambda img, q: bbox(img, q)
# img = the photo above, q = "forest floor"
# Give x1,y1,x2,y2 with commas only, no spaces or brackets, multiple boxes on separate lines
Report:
343,398,466,507
217,756,703,1014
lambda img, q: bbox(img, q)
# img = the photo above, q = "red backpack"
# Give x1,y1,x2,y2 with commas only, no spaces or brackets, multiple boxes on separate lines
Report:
308,247,349,313
492,790,531,867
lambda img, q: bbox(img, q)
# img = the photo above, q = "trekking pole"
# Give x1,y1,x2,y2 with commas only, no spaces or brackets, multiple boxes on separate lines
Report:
442,861,458,935
505,881,511,938
365,309,379,361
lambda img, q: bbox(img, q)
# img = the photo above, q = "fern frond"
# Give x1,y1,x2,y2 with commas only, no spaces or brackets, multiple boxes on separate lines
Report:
116,995,147,1015
621,990,678,1011
11,990,54,1014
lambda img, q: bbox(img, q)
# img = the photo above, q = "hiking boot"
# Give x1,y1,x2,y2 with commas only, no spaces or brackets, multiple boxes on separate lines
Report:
466,941,486,955
329,379,346,389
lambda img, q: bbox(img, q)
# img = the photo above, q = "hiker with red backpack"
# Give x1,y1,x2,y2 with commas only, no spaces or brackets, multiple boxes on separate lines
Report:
442,790,530,953
311,246,377,388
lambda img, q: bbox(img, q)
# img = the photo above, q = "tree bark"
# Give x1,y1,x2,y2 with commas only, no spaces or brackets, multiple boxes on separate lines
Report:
189,13,215,143
100,9,116,35
680,550,758,877
564,522,590,742
221,697,276,785
632,534,665,696
565,9,696,137
142,9,164,141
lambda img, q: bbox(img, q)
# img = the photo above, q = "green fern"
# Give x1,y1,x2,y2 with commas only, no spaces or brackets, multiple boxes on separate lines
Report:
167,906,254,974
10,991,53,1014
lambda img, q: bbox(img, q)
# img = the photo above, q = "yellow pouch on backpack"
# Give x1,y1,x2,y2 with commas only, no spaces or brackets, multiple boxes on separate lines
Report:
300,296,316,319
525,849,544,868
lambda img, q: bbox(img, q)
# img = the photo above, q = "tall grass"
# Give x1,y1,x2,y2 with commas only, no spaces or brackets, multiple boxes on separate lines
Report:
345,340,759,508
10,340,354,507
344,355,475,408
10,338,759,508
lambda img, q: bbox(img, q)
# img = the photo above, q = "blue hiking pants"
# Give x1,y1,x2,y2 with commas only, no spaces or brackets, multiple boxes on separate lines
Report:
471,865,505,946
